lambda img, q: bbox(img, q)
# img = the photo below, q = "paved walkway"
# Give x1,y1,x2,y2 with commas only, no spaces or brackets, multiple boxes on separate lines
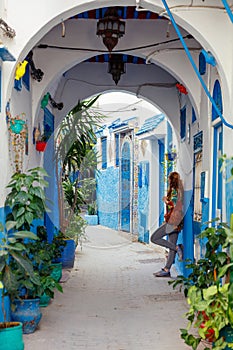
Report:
24,225,190,350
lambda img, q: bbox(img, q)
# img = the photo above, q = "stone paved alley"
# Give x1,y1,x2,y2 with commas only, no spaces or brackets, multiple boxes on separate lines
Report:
24,225,190,350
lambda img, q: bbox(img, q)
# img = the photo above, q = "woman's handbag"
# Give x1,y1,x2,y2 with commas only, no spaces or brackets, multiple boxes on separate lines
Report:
164,200,183,227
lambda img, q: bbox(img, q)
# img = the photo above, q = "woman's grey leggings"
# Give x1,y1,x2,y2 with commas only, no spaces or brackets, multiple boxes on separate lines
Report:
150,223,179,270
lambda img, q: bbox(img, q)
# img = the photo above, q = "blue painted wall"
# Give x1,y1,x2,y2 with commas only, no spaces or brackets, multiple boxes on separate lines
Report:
43,109,59,242
174,190,194,277
138,161,149,243
226,160,233,225
97,166,119,230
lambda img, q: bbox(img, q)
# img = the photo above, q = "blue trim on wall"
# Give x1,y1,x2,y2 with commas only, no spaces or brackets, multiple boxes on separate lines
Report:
158,139,165,226
175,190,194,277
180,106,186,141
43,110,59,242
97,166,119,230
226,160,233,225
138,161,149,243
212,123,223,220
101,137,107,169
115,133,119,167
22,63,30,91
212,80,223,122
199,52,206,75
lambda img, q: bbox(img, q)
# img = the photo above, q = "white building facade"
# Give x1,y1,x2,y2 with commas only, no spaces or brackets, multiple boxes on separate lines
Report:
0,0,233,293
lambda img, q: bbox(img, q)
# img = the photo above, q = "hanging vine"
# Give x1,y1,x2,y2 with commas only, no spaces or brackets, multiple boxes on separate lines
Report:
6,107,27,173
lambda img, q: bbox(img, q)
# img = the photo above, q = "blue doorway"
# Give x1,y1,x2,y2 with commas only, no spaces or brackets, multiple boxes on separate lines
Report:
212,123,223,220
211,79,223,221
120,141,131,232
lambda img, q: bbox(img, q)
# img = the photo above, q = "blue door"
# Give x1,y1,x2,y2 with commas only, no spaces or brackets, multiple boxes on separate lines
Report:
120,141,131,232
211,80,223,221
212,123,223,220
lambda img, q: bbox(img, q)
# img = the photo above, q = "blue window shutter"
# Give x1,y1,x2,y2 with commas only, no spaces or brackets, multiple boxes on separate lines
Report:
101,137,107,169
200,171,205,200
145,162,149,187
212,80,223,121
14,78,22,91
138,163,142,188
115,134,119,167
180,106,186,141
44,108,54,139
22,63,30,91
199,52,206,75
192,107,197,123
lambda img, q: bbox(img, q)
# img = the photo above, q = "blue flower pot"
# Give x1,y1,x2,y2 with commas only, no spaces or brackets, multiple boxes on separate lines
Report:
84,214,98,225
11,298,42,334
39,293,51,307
50,262,62,282
61,239,76,268
219,326,233,349
0,322,24,350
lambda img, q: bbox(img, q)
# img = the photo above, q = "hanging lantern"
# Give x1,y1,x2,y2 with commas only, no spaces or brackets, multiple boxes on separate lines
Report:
96,7,125,52
108,54,126,85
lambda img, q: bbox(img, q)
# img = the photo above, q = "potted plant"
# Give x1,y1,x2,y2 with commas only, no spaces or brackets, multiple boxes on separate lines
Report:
84,201,98,225
0,220,39,348
3,167,53,333
35,134,48,152
19,230,63,308
170,218,233,350
61,214,87,268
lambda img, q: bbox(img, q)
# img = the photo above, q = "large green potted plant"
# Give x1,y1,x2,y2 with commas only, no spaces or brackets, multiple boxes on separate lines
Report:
3,167,54,333
170,218,233,350
0,220,39,349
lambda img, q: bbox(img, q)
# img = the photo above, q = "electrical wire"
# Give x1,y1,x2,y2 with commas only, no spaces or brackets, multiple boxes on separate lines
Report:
161,0,233,130
37,34,194,53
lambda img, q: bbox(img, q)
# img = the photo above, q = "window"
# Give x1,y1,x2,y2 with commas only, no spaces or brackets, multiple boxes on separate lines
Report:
22,63,30,91
192,107,197,123
199,52,206,75
180,106,186,141
212,80,223,121
101,137,107,169
115,133,119,167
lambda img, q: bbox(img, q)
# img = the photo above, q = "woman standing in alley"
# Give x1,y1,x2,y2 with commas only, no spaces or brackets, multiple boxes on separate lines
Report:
151,171,184,277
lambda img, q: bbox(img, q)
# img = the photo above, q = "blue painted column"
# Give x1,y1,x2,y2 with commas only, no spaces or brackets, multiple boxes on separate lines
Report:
182,190,194,277
43,108,59,242
158,139,165,226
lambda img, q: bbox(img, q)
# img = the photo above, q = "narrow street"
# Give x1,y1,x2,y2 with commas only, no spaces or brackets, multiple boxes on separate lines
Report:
24,225,189,350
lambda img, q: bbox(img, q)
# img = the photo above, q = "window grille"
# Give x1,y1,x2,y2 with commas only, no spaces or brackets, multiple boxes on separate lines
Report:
180,106,186,141
101,136,107,169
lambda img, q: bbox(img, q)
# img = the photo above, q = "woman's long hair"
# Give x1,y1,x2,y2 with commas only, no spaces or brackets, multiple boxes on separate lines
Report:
167,172,184,201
